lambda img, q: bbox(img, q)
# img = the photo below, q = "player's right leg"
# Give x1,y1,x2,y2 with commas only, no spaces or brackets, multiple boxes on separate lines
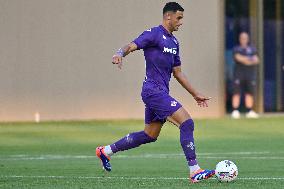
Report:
232,94,241,119
96,121,162,171
231,66,242,119
168,107,215,183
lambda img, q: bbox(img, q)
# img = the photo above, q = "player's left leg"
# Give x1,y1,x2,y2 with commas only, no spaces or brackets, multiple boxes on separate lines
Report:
96,121,162,172
244,72,258,118
244,93,258,118
245,93,254,109
168,107,215,183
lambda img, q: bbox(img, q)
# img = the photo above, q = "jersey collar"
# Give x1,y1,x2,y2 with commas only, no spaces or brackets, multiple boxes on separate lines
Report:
159,25,173,37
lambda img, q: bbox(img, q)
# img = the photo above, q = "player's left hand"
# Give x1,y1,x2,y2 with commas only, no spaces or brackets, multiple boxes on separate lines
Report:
193,93,211,107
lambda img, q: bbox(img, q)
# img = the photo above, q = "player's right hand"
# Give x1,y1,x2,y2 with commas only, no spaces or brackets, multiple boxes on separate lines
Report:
112,54,123,69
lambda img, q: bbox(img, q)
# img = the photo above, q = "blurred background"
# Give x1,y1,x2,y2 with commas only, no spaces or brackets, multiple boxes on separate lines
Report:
0,0,283,121
225,0,284,113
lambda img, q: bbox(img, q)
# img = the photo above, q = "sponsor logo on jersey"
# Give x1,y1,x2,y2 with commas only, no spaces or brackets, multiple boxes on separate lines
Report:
163,47,177,55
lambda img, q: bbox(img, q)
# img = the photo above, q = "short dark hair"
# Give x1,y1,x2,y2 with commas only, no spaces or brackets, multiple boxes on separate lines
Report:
163,2,184,14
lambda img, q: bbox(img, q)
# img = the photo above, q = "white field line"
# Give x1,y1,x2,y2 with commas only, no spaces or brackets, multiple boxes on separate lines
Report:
1,175,284,181
4,151,271,157
0,151,284,160
1,156,284,160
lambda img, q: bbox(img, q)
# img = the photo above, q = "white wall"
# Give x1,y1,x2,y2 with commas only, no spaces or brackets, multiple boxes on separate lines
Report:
0,0,224,121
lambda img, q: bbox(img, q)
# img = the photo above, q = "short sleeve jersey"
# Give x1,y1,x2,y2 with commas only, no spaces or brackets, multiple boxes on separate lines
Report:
133,25,181,93
233,45,257,65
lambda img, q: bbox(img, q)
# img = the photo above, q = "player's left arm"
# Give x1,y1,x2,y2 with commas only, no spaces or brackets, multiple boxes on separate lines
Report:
250,55,259,65
173,66,211,107
112,42,138,69
250,47,260,65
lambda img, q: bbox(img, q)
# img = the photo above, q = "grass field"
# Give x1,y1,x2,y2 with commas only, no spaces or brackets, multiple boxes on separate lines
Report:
0,117,284,189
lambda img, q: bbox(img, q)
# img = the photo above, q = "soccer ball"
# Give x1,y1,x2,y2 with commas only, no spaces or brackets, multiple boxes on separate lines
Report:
215,160,238,182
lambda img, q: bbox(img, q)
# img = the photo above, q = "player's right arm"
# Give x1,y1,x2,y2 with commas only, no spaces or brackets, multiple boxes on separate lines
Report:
112,42,138,69
112,27,156,69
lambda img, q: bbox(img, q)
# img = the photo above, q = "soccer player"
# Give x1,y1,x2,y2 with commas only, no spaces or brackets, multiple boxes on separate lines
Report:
96,2,215,183
231,32,259,119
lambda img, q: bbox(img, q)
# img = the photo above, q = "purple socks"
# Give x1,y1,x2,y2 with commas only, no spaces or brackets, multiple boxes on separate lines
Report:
110,131,156,153
108,119,197,169
180,119,198,166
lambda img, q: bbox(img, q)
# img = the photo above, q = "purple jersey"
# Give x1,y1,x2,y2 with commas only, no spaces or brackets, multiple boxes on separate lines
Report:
233,45,257,65
133,25,181,93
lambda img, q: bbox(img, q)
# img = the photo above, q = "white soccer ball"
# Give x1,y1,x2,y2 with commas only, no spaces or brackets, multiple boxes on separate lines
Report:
215,160,238,182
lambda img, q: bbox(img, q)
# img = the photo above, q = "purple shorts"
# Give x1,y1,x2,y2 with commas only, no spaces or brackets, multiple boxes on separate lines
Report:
142,91,182,125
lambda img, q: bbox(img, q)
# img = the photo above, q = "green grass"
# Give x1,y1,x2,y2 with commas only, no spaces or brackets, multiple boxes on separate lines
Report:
0,117,284,188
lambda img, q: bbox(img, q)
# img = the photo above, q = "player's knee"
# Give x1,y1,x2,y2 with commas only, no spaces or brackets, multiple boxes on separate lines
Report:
179,119,194,132
144,131,158,142
144,126,160,140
